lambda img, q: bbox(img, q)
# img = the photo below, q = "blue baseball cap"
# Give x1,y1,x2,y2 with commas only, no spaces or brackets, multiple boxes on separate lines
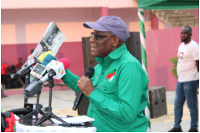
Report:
83,16,130,42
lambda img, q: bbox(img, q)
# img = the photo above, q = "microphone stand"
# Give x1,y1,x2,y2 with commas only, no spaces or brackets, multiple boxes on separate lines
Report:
35,73,70,126
24,73,30,106
20,90,46,124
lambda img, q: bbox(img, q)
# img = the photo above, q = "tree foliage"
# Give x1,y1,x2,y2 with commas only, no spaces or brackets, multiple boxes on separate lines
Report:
168,57,178,78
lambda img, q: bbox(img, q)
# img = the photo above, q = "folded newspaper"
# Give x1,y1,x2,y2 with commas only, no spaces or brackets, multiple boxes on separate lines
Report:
28,21,65,60
24,21,65,82
22,21,65,69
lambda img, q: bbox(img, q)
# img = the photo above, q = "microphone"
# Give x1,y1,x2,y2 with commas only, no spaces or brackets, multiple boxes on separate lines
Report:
38,51,54,63
30,53,57,79
24,57,70,97
13,57,40,79
45,61,65,79
72,67,94,111
46,58,70,79
6,107,31,115
24,54,57,97
57,58,70,70
13,51,54,79
21,42,44,69
6,103,43,116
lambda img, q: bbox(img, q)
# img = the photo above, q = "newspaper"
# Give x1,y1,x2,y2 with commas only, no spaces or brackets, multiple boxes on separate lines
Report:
23,22,65,82
25,21,65,66
39,22,65,55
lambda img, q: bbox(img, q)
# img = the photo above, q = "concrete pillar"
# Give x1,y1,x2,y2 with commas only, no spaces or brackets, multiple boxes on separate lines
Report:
101,0,109,16
151,14,158,30
101,7,109,16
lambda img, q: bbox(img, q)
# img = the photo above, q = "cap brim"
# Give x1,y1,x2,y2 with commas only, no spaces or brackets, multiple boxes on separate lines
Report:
83,22,109,31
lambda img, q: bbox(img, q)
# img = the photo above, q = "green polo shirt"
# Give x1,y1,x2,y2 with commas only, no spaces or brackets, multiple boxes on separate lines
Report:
62,43,149,132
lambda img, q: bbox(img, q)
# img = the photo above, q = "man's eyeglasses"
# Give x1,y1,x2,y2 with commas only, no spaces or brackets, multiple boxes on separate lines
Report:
91,33,115,41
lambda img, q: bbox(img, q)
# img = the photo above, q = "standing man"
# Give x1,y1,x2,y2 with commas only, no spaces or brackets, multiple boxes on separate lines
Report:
1,64,9,89
169,26,199,132
62,16,149,132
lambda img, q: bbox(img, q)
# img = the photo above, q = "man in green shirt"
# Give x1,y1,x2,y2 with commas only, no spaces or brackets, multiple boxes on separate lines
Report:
62,15,149,132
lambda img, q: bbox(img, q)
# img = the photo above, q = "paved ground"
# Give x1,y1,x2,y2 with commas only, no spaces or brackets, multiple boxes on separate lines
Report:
1,87,197,132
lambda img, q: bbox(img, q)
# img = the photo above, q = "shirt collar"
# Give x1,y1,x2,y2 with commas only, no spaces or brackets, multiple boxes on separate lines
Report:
96,43,127,66
108,43,127,59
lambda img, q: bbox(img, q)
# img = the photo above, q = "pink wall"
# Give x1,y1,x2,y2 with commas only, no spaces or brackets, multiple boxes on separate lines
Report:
1,7,153,85
1,7,198,89
1,8,101,44
1,0,137,9
2,27,199,89
1,42,85,78
2,8,168,44
146,27,199,90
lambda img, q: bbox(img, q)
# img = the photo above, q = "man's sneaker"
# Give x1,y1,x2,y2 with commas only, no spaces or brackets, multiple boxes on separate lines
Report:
188,128,198,132
168,127,182,132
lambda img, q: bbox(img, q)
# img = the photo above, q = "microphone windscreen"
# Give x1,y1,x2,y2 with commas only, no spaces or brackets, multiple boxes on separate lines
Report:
38,52,46,63
57,58,70,70
41,54,57,66
38,51,55,63
85,67,94,78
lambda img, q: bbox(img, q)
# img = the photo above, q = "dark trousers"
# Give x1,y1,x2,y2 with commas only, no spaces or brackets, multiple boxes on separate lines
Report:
1,74,8,89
